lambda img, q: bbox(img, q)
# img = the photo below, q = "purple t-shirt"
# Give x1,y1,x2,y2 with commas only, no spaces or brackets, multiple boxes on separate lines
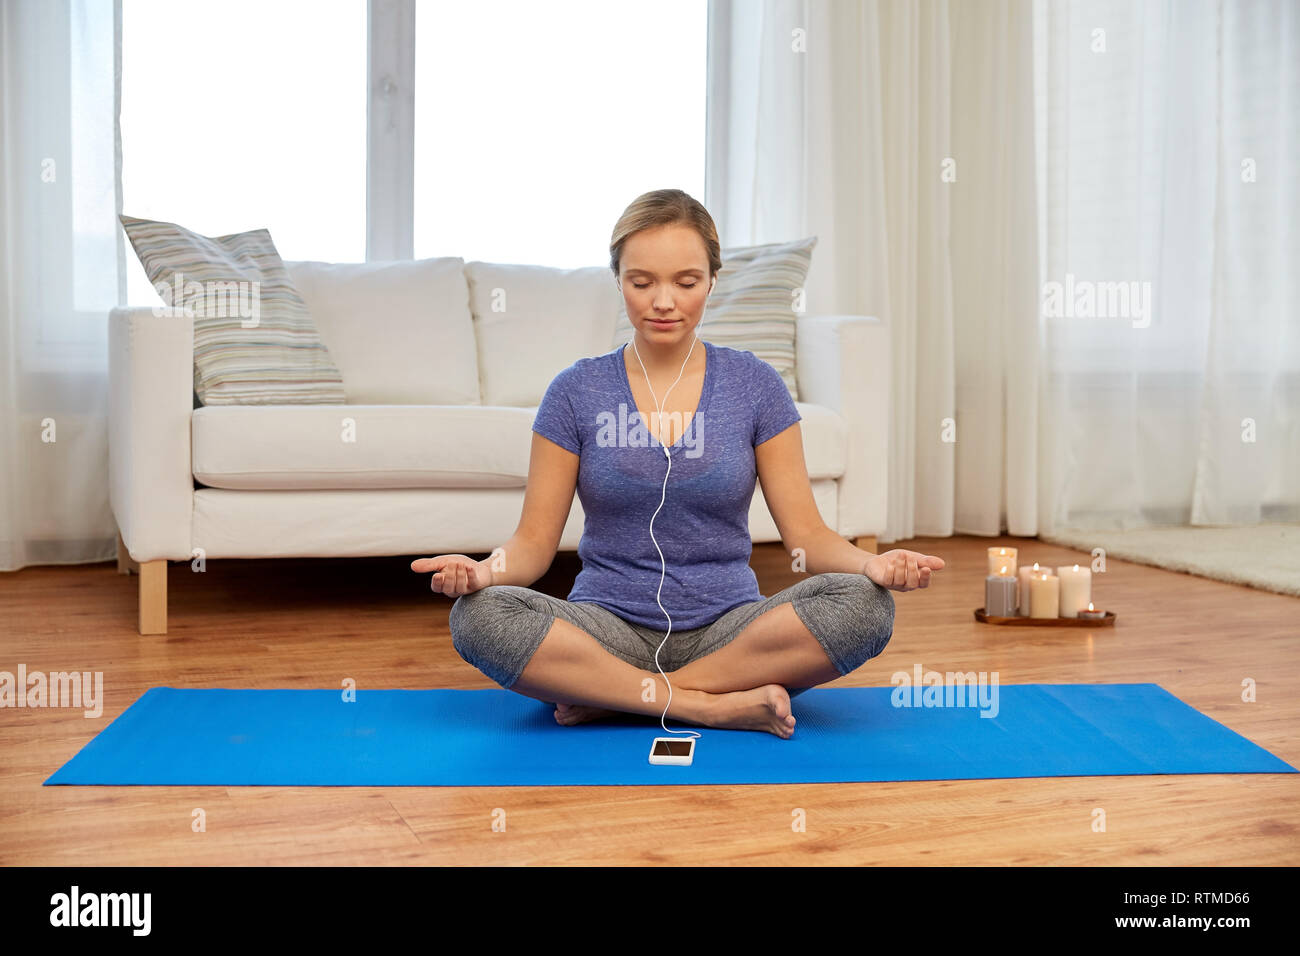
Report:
530,338,802,630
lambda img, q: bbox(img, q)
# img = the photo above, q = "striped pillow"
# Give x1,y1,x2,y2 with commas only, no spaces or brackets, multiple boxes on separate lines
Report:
612,235,817,400
120,216,346,405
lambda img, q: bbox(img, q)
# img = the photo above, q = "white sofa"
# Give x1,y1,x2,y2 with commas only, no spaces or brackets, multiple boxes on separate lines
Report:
108,257,890,634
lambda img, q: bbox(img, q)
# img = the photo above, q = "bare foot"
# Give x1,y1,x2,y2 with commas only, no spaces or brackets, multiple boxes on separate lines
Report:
554,702,618,726
704,684,797,739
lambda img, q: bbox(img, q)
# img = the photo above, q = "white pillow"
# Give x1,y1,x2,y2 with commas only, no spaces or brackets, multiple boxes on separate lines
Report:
285,258,480,405
464,262,622,406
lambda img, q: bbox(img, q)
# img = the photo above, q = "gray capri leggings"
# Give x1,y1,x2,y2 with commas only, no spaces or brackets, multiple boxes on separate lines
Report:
447,572,896,690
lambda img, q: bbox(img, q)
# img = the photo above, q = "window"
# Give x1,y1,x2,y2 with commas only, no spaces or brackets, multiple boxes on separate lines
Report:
121,0,367,306
412,0,707,267
120,0,706,304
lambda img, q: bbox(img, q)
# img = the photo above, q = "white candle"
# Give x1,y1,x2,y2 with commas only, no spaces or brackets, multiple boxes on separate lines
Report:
987,546,1018,577
985,566,1017,617
1017,562,1041,616
1078,602,1107,620
1029,572,1060,619
1056,564,1091,618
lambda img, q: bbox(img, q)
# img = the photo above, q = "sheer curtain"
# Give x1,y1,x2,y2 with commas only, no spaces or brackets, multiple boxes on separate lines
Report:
0,0,124,569
1035,0,1299,533
706,0,1039,545
709,0,1295,543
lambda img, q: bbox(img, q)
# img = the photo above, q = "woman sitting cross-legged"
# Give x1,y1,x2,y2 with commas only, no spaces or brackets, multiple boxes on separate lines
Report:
412,188,944,738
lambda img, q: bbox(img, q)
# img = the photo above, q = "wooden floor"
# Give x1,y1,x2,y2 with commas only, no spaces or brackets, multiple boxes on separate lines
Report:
1,535,1297,865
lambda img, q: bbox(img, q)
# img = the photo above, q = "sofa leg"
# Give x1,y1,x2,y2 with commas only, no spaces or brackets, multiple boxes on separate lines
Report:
138,560,168,635
116,531,139,575
853,535,878,555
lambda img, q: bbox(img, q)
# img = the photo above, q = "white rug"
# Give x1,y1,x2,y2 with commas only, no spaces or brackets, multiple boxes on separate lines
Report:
1037,523,1300,598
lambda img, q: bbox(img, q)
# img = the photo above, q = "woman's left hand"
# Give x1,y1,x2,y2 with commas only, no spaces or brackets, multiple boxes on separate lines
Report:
862,549,945,592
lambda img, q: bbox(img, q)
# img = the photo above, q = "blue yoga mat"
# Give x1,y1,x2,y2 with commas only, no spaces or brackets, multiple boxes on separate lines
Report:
44,683,1295,786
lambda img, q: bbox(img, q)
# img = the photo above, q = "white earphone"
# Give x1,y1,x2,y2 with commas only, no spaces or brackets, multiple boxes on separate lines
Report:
626,272,715,741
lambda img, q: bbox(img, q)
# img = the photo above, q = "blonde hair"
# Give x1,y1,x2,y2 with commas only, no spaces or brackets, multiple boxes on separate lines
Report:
609,189,722,283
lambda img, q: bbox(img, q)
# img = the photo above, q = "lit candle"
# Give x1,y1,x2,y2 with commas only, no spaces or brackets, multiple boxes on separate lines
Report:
1028,572,1060,619
1078,602,1106,620
1056,564,1092,618
985,564,1017,617
987,546,1018,577
1017,562,1041,616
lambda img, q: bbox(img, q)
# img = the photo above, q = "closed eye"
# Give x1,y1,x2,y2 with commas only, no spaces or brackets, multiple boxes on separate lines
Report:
632,282,697,289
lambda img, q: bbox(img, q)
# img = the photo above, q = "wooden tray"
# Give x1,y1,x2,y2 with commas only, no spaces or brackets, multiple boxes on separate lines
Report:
975,608,1116,626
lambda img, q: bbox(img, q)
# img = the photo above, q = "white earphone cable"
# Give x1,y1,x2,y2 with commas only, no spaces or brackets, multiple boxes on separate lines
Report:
631,332,700,740
628,275,714,741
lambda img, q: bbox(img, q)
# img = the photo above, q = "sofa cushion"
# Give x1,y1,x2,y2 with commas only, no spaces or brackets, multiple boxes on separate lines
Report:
464,262,621,406
284,258,480,405
793,402,847,479
120,216,346,405
192,405,535,490
191,401,846,491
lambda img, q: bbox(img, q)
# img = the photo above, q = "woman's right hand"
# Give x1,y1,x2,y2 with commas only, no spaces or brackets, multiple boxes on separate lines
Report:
410,554,494,597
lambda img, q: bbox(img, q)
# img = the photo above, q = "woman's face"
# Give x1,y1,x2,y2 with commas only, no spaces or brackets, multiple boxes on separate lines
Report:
618,223,714,345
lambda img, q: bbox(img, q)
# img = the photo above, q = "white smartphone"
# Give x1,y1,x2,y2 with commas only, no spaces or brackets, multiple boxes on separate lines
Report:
648,737,695,766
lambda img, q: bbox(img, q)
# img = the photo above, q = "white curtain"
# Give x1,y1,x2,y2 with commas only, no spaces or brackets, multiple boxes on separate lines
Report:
708,0,1296,544
706,0,1039,545
1035,0,1300,532
0,0,124,569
